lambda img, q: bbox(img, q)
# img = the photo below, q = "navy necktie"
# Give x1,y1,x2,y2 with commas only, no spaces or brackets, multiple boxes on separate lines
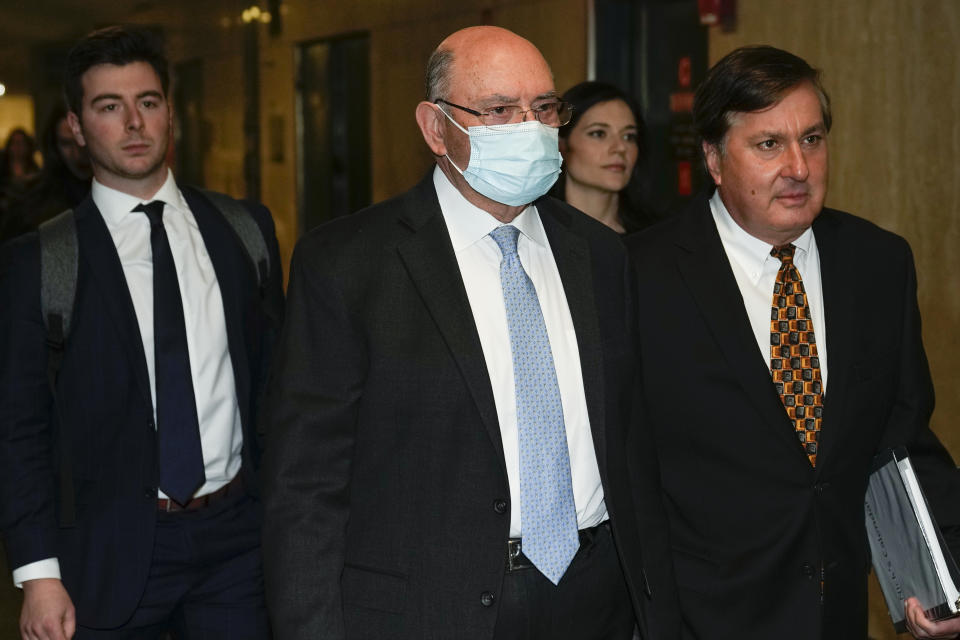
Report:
490,225,579,585
133,201,205,505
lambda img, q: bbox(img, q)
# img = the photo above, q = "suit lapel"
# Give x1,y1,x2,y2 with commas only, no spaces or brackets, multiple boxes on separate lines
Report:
74,197,152,408
395,177,506,474
675,200,811,467
809,210,853,472
183,188,253,430
539,201,607,467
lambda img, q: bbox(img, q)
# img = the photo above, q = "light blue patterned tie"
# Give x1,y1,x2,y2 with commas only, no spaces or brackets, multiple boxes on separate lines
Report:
490,224,579,585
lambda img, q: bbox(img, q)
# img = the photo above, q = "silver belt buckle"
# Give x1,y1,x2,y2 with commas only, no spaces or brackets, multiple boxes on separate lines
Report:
506,538,526,572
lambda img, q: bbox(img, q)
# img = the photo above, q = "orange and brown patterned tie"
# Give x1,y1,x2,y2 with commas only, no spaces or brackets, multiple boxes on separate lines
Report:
770,244,823,466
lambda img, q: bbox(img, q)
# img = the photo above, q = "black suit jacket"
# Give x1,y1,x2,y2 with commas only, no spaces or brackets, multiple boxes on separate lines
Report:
625,196,960,639
0,187,283,628
262,173,677,639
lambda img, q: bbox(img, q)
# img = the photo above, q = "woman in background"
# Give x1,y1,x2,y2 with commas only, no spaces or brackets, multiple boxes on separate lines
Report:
553,81,656,234
0,107,92,244
0,128,41,236
1,128,40,186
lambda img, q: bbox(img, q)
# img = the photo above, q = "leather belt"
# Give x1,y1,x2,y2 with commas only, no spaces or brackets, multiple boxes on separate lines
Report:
156,473,243,513
506,520,610,573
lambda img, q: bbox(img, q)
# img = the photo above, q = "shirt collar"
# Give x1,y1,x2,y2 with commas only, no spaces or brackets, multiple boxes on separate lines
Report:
709,190,815,283
92,168,186,225
433,166,547,252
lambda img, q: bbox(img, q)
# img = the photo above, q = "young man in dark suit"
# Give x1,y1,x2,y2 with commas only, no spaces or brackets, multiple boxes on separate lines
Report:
626,45,960,639
0,26,282,639
262,25,676,640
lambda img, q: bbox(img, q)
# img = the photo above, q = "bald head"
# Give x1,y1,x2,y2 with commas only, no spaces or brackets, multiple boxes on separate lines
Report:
425,26,554,104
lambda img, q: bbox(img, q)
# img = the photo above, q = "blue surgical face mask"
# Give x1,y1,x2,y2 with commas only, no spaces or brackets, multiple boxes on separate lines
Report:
439,107,562,207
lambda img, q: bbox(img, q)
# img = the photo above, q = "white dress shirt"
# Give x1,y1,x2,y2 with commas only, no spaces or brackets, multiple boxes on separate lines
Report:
434,167,607,538
14,170,243,586
710,191,829,389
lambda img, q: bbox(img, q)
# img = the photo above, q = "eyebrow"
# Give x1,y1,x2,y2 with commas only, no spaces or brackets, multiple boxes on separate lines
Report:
754,122,825,140
584,121,638,130
90,90,164,106
476,91,559,106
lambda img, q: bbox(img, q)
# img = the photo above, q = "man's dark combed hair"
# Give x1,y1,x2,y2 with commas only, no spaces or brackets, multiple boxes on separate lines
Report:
64,25,169,116
694,45,832,149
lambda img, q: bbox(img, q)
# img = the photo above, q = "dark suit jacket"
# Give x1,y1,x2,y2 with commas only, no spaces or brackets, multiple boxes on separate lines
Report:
625,195,960,640
262,173,677,639
0,187,283,629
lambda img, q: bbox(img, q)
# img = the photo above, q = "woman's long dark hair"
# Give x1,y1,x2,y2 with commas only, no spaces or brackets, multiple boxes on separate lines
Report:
551,81,658,233
1,128,40,182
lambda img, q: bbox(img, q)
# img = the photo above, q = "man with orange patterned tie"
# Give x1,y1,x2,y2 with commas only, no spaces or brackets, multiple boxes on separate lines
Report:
626,45,960,640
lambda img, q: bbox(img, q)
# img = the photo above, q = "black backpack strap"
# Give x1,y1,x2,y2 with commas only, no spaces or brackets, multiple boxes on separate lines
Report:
199,189,271,290
37,209,78,528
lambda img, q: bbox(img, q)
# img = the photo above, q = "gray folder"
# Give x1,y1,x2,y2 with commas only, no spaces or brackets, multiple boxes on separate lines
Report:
865,447,960,632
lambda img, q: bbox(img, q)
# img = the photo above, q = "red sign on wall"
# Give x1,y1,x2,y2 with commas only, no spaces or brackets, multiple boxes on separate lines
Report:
677,161,693,196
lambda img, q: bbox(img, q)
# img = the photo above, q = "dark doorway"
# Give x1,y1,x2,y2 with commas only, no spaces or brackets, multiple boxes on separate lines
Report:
173,59,205,187
296,32,371,234
594,0,709,217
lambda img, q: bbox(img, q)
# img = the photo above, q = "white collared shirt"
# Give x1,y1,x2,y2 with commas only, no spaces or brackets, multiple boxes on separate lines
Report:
13,170,242,587
710,191,829,389
434,167,607,538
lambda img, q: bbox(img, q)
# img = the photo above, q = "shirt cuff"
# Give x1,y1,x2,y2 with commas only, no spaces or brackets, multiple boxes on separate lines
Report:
12,558,61,588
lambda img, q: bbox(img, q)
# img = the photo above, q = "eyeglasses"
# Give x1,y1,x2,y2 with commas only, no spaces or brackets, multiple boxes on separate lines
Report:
435,98,573,128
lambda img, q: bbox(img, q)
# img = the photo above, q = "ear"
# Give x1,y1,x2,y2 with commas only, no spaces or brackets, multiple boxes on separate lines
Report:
702,140,722,185
416,102,447,157
67,111,86,148
558,136,568,154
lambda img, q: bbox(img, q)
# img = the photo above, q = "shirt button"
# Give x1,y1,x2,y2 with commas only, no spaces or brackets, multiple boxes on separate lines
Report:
493,499,507,514
480,591,495,607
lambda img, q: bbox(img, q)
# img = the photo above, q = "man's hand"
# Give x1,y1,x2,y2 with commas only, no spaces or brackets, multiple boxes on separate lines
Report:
19,578,75,640
905,597,960,639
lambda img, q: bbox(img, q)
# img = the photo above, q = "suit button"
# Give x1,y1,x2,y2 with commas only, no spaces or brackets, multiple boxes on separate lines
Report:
814,482,830,495
801,563,816,579
143,487,155,499
493,499,507,514
148,419,155,429
480,591,495,607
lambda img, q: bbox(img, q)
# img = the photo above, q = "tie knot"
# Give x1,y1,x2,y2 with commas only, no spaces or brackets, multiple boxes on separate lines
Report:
771,244,796,263
133,200,166,226
490,225,521,259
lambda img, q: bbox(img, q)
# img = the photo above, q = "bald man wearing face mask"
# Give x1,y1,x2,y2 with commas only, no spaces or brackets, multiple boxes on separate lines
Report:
262,25,678,640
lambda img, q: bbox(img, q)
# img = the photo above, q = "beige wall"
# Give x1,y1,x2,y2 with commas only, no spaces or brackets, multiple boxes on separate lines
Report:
0,94,36,149
709,2,960,637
